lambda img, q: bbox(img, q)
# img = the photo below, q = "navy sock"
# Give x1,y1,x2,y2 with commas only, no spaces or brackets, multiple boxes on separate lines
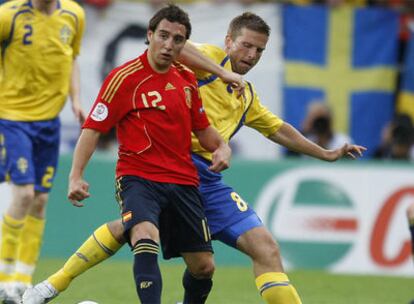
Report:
132,239,162,304
182,268,212,304
410,223,414,254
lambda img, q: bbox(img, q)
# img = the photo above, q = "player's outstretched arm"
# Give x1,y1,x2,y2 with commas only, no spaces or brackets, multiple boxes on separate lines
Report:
269,122,366,162
68,128,101,207
69,59,86,125
194,126,231,172
179,41,245,97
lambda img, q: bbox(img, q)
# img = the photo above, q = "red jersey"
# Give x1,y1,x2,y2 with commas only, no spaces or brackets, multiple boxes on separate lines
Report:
83,50,210,186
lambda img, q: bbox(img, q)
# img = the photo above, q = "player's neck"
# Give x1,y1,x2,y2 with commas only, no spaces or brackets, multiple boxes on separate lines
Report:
32,0,58,15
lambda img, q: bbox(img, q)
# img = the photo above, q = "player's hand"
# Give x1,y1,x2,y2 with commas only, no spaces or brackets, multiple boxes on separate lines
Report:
209,144,231,173
68,178,90,207
327,143,367,161
72,103,86,125
219,69,245,99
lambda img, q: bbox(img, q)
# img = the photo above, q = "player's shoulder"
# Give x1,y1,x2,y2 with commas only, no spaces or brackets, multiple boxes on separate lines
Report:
99,56,147,102
59,0,85,16
196,43,226,62
173,61,195,76
172,61,197,84
104,56,147,87
0,0,29,16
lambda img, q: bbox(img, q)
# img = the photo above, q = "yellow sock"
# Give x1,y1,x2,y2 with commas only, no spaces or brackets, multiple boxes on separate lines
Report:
255,272,302,304
48,224,122,292
13,215,45,284
0,215,25,282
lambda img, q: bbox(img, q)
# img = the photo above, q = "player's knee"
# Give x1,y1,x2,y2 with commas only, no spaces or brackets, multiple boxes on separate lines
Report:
249,231,283,267
261,233,281,259
13,185,35,208
107,219,126,244
30,192,49,215
189,258,215,279
35,192,48,205
266,240,281,261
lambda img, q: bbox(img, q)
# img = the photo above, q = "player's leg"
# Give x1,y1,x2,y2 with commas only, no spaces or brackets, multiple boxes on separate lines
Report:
22,220,124,304
120,176,165,304
198,169,302,304
167,183,214,304
236,225,301,304
0,185,34,284
11,192,48,298
0,120,36,302
181,252,214,304
24,158,127,300
11,120,62,298
48,220,125,293
130,221,162,304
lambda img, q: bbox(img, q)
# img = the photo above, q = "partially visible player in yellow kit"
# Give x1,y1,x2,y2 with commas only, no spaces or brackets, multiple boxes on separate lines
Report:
0,0,85,302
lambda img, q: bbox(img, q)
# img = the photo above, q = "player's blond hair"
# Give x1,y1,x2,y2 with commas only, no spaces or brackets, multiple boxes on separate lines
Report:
228,12,270,40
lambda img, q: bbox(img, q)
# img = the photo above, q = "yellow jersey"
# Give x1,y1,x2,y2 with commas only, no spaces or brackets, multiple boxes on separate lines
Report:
191,44,284,160
0,0,85,121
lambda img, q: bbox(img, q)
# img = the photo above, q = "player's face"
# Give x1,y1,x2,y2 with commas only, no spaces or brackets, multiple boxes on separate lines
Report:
225,28,268,75
147,19,187,73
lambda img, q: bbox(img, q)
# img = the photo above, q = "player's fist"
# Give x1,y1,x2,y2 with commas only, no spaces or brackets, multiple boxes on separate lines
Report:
68,178,90,207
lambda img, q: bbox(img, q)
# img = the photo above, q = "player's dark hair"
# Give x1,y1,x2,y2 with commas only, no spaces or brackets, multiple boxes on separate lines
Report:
145,4,191,44
228,12,270,40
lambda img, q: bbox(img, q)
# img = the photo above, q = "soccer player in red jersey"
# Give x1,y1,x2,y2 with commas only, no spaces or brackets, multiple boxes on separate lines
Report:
23,5,231,304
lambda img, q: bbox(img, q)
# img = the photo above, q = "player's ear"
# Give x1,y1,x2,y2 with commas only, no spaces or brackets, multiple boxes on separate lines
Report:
147,30,153,44
224,34,232,50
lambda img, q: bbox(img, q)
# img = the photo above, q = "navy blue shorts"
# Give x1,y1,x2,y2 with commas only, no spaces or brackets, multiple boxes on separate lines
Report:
192,154,263,248
0,118,60,192
115,175,213,259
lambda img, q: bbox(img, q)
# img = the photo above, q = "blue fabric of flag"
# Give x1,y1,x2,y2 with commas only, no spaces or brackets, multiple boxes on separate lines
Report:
282,5,399,157
400,31,414,93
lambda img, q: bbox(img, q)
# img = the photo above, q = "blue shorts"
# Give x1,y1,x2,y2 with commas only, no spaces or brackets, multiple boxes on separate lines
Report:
192,154,263,248
0,118,60,193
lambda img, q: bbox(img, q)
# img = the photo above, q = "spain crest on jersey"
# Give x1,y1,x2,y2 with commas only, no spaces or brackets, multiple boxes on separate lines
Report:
184,87,192,109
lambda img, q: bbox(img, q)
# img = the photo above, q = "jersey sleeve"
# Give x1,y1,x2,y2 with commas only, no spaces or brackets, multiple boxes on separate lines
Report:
71,3,85,57
191,43,227,80
0,4,12,44
244,83,284,137
83,69,133,133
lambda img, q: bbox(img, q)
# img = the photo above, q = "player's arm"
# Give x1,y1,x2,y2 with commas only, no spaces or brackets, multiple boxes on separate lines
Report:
0,5,12,61
179,42,245,96
68,128,101,207
268,122,366,161
193,126,232,172
69,58,86,125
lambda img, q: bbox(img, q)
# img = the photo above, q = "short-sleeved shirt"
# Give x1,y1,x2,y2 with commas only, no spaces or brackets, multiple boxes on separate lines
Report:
83,50,209,186
190,43,284,161
0,0,85,121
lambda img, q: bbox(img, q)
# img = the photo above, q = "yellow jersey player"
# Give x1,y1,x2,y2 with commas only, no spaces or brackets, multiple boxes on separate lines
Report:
23,12,366,304
0,0,85,302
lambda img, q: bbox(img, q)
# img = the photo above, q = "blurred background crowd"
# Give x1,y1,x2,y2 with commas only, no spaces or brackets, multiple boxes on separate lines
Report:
5,0,413,161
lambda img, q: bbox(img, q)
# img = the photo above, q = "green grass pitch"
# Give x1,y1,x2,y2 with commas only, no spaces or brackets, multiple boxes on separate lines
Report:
34,259,413,304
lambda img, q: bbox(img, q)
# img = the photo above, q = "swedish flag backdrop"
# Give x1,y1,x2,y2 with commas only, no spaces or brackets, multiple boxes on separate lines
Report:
397,29,414,121
282,5,399,156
